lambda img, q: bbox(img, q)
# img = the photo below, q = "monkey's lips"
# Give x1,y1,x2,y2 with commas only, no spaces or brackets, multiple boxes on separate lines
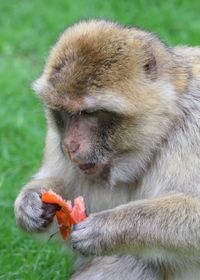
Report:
78,163,103,175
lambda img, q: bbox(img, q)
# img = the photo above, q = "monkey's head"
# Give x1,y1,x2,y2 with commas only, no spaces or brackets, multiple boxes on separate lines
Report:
33,20,183,184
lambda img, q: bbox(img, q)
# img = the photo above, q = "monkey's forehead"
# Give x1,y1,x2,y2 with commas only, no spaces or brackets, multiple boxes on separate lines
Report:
42,20,151,95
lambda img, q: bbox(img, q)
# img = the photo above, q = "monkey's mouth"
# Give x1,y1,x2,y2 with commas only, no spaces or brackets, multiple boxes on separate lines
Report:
78,162,104,175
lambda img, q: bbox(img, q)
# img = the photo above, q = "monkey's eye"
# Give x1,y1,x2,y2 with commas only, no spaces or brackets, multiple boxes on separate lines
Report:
81,109,98,116
51,109,67,129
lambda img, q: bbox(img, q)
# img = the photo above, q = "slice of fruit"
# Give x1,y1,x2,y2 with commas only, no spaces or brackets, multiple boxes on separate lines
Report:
41,191,87,240
71,196,87,223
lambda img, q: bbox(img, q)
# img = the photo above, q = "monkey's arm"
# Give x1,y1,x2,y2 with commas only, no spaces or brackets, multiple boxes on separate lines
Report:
71,193,200,258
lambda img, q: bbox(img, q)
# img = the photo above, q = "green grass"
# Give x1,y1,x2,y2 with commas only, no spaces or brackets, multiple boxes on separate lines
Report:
1,0,200,279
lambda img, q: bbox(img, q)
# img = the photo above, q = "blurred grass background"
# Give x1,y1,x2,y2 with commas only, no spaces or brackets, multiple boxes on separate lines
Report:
0,0,200,279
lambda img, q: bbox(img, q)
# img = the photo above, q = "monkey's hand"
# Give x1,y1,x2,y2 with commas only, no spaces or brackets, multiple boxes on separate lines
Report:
14,180,61,232
71,209,123,256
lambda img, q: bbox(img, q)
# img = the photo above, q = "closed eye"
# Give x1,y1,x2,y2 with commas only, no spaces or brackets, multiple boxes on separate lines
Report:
81,109,109,116
81,109,97,115
50,109,67,129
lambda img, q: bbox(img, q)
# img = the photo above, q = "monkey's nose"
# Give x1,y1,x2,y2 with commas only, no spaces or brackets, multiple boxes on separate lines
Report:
64,140,80,160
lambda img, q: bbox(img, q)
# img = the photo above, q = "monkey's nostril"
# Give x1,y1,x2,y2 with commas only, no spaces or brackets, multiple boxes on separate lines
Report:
69,141,80,153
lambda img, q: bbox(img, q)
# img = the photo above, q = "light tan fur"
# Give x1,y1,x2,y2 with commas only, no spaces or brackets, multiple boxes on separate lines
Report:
15,20,200,279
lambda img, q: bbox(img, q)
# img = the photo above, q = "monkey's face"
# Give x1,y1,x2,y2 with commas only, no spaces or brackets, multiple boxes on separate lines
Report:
34,20,179,182
49,108,124,176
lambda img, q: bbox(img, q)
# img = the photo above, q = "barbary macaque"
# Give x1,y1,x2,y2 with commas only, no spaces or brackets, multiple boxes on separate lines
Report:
15,20,200,279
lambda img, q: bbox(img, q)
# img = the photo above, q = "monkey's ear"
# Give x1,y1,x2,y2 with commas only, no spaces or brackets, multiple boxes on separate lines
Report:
143,51,157,80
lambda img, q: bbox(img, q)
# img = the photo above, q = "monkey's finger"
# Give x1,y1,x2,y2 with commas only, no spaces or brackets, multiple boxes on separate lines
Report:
41,217,55,228
72,222,87,232
42,202,61,212
73,215,94,231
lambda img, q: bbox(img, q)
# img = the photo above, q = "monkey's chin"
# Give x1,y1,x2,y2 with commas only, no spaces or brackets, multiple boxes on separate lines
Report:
78,163,105,176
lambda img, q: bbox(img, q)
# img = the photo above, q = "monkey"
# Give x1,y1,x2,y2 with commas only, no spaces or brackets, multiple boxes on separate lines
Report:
14,19,200,279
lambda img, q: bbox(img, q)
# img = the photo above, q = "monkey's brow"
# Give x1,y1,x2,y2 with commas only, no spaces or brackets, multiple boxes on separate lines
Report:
46,103,101,113
47,105,126,119
46,104,74,113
